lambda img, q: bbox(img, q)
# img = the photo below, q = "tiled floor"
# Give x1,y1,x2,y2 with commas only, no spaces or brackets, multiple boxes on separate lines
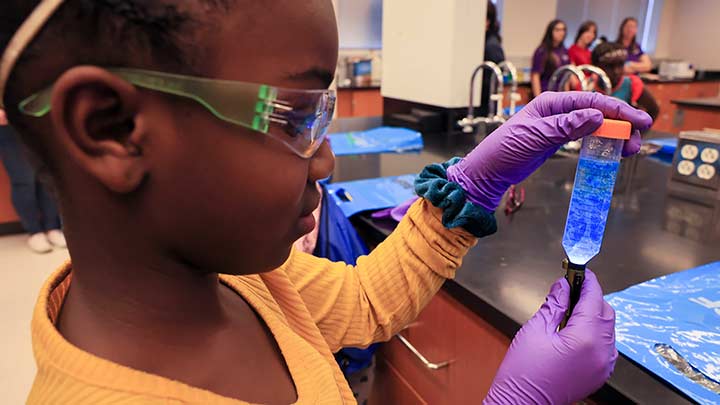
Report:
0,234,69,404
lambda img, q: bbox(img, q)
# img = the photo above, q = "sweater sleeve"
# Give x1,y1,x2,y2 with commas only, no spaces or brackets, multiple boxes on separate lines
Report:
281,198,477,352
629,74,644,103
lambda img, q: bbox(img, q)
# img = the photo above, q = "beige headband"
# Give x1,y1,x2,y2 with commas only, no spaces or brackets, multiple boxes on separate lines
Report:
598,49,629,64
0,0,65,109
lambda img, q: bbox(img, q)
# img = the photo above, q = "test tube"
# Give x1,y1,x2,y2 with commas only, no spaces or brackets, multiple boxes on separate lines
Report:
559,119,631,329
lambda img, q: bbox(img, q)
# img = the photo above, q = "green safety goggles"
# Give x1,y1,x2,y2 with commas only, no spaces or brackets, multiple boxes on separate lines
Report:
18,68,337,158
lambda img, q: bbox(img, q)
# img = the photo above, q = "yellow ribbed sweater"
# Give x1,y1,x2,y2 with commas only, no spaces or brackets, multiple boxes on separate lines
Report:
28,199,477,404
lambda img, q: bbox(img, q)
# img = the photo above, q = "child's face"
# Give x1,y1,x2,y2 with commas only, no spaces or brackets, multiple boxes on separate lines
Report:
623,20,638,41
159,1,339,273
50,0,339,274
580,27,595,46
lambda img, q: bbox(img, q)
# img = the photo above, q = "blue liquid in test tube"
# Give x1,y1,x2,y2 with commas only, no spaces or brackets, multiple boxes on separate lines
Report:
559,119,630,330
562,121,628,266
562,157,620,265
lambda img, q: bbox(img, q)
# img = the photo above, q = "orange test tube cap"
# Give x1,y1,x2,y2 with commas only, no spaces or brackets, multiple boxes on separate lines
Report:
594,118,632,140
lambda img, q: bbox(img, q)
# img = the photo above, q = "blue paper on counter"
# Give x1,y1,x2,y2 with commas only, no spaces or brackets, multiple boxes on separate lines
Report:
646,137,678,155
325,174,417,218
329,127,423,156
503,104,526,116
606,262,720,405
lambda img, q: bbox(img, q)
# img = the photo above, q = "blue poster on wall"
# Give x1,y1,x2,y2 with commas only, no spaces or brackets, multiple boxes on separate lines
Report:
606,262,720,405
325,174,417,218
329,127,423,156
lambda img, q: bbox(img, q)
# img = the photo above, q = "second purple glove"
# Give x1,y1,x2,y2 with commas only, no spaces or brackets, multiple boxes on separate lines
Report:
484,270,617,404
371,196,419,223
447,92,653,211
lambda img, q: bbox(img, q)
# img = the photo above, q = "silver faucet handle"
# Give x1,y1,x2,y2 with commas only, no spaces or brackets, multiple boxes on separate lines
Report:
457,117,473,126
457,117,476,133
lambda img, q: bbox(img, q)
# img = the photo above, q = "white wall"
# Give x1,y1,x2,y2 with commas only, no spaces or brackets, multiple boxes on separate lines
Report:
382,0,486,108
336,0,382,49
653,0,675,59
655,0,720,69
502,0,558,59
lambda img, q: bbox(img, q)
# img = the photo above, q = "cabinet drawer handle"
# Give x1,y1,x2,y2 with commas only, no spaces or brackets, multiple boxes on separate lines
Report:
395,333,453,370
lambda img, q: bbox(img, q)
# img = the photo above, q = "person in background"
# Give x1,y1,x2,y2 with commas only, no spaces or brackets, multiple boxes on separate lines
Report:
569,21,597,66
479,0,505,117
617,17,652,75
0,109,65,253
531,19,570,97
591,41,659,125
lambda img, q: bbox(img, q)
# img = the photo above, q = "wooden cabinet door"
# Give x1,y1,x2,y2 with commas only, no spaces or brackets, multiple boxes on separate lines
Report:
0,165,19,225
337,89,354,118
674,108,720,133
371,357,428,405
352,89,383,117
378,292,456,404
690,81,720,98
446,291,511,403
645,83,674,133
646,81,720,133
371,290,512,404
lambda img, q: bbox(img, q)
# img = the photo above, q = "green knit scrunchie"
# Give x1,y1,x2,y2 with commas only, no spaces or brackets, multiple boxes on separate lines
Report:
415,158,497,238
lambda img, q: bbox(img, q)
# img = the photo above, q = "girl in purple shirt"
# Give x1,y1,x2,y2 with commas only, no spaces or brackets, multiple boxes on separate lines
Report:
617,17,652,74
531,20,570,97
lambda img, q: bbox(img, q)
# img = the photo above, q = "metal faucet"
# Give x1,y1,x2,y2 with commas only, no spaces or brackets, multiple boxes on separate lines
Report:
548,65,587,92
458,61,505,133
577,64,613,93
549,64,613,93
499,61,520,116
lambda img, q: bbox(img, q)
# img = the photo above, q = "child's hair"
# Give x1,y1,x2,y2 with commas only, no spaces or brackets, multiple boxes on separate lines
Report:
591,41,627,66
0,0,230,169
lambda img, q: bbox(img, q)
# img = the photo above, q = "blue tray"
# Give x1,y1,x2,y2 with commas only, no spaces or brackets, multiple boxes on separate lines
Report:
646,137,678,155
325,174,417,218
606,262,720,404
329,127,423,156
503,104,526,116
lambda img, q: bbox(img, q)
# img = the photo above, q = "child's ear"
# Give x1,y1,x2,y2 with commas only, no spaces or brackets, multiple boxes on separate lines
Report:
50,66,148,194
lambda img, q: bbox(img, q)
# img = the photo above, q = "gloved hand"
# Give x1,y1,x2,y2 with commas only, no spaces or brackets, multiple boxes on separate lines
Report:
484,270,617,405
447,92,653,210
371,196,419,223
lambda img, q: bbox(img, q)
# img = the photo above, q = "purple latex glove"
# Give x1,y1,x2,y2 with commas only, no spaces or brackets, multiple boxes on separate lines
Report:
448,92,653,210
371,196,419,223
484,270,617,405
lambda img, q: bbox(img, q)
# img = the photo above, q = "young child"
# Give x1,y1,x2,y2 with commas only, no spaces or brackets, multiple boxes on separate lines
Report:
0,118,66,253
590,41,660,123
1,1,651,404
